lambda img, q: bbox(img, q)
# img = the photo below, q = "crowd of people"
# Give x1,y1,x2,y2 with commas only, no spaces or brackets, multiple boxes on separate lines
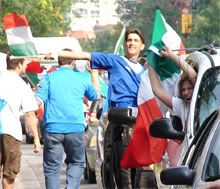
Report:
0,27,200,189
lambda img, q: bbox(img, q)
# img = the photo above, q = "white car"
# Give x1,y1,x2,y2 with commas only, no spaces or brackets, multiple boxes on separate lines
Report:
150,46,220,188
160,108,220,188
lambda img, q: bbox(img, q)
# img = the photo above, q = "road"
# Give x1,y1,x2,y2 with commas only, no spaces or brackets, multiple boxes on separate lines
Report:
0,143,98,189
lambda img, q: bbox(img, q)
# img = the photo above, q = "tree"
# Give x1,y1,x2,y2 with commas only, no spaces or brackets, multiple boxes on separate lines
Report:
117,0,220,48
0,0,74,53
116,0,187,47
79,23,124,53
188,0,220,47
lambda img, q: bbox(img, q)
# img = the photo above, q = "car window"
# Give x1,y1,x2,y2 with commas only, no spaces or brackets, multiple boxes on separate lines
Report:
194,67,220,132
182,111,218,166
204,126,220,181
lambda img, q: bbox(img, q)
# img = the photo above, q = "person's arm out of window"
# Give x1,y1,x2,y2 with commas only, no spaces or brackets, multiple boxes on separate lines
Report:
160,46,197,83
149,65,173,109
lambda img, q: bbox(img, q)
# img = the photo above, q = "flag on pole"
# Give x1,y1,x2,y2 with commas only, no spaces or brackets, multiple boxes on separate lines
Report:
114,26,126,56
113,23,167,168
3,13,38,56
120,70,167,168
3,13,43,86
146,9,186,113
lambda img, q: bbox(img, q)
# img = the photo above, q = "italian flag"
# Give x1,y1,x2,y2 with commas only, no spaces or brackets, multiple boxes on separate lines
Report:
114,26,126,56
120,70,167,168
112,23,167,168
3,13,37,56
3,13,43,86
146,9,186,113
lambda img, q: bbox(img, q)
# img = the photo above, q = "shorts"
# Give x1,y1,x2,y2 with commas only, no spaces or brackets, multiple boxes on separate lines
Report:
0,134,22,179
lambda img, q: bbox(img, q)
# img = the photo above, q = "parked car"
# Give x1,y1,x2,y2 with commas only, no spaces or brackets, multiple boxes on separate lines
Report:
84,122,98,183
84,100,104,184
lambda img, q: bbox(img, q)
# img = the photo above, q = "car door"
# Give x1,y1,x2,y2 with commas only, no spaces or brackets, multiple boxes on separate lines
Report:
190,116,220,188
177,110,220,189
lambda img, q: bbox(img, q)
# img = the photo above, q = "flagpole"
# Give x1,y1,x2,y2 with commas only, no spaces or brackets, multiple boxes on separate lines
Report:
114,26,126,55
172,46,220,52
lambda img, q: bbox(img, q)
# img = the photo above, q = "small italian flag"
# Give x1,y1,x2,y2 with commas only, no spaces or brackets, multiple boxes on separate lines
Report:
146,9,186,112
3,13,37,56
114,26,126,56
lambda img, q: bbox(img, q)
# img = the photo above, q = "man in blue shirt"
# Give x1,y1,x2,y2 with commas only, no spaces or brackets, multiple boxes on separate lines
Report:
59,28,146,188
36,52,99,189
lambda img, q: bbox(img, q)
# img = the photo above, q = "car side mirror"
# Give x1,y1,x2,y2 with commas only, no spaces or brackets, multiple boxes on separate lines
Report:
172,115,183,131
161,166,195,185
150,118,185,141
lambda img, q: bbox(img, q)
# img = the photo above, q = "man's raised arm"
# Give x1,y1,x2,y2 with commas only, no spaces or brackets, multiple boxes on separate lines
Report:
58,51,92,61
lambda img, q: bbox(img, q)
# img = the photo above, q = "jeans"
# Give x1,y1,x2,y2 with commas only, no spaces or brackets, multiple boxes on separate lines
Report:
43,132,85,189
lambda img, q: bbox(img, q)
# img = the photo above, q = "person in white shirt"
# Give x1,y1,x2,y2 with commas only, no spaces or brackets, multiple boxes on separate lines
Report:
149,46,197,166
0,54,41,189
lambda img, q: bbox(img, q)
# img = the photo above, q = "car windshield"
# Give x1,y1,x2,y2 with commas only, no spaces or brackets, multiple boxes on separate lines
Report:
204,125,220,181
194,67,220,131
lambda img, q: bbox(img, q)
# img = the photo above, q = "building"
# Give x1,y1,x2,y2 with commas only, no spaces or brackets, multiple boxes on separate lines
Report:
69,0,120,39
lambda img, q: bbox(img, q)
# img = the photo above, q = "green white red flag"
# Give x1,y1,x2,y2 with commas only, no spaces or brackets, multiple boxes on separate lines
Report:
113,22,167,168
3,13,43,76
3,13,37,56
120,70,167,168
114,26,126,56
146,9,186,113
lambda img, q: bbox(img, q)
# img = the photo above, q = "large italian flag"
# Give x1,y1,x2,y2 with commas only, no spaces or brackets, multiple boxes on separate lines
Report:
3,13,43,86
120,70,167,168
112,24,167,168
3,13,37,56
146,9,186,113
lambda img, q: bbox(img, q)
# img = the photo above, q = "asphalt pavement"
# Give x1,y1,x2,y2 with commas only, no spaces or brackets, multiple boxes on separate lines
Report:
0,140,97,189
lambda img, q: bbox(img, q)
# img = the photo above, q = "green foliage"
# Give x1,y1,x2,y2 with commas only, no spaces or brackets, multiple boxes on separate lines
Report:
0,0,74,53
188,0,220,47
1,0,219,53
117,0,186,47
79,24,124,53
117,0,219,48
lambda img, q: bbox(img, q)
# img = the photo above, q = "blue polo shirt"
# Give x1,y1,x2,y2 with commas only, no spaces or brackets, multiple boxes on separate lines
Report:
36,67,98,133
91,52,145,108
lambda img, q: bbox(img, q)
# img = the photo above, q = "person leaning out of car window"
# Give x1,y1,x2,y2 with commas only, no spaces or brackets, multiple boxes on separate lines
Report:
149,46,197,166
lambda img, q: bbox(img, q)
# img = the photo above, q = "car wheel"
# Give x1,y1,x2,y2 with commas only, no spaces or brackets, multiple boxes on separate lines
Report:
102,124,116,188
101,161,116,188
